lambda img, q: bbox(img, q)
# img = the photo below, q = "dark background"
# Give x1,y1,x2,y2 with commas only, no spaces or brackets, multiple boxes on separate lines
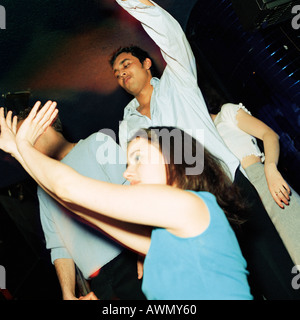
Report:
0,0,299,299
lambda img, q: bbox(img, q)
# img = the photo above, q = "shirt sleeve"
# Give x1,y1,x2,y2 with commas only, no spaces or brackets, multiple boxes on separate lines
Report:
116,0,197,85
220,103,252,126
38,188,72,264
218,103,240,126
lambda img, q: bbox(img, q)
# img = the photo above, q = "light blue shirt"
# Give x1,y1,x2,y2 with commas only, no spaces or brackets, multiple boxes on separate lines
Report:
38,133,127,279
117,0,239,180
142,191,253,300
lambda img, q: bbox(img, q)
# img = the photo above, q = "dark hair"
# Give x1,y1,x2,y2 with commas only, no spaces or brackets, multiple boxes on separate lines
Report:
130,126,248,229
18,104,63,133
109,45,160,78
201,83,228,114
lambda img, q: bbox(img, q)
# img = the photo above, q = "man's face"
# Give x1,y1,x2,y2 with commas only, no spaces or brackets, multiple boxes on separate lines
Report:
112,52,152,97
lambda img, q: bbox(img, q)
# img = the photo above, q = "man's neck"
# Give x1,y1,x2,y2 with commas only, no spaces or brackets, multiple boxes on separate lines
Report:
50,135,77,161
56,141,77,160
135,83,153,119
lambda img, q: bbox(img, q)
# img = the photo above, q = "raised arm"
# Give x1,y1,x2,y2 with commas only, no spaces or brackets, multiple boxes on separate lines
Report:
0,105,152,254
1,103,208,252
0,106,40,179
116,0,197,82
122,0,154,6
16,138,204,235
236,108,290,208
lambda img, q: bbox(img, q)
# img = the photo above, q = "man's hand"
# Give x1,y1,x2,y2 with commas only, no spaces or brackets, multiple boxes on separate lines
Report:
78,292,99,300
16,100,58,147
137,255,144,279
0,107,18,157
62,292,99,300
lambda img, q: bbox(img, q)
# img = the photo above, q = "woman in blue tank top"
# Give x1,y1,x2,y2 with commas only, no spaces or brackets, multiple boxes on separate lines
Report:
0,102,252,300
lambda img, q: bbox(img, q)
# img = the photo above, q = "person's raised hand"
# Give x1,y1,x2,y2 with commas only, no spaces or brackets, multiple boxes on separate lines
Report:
16,100,58,147
0,107,18,157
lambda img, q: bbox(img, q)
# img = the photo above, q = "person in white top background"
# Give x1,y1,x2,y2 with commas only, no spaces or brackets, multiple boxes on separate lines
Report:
202,83,300,269
109,0,300,300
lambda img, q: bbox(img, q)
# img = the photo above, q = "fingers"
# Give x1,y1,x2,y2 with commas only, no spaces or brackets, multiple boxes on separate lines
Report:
274,186,290,208
28,100,58,131
33,101,54,122
6,111,12,128
28,101,42,120
280,187,290,203
0,107,5,126
283,182,291,195
272,192,284,209
42,108,58,131
35,101,57,128
278,186,290,202
78,292,99,300
1,103,57,134
0,108,13,130
12,116,18,134
14,101,58,147
137,255,144,279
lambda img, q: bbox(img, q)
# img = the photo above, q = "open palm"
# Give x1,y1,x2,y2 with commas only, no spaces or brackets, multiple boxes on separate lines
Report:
0,107,18,156
16,100,58,147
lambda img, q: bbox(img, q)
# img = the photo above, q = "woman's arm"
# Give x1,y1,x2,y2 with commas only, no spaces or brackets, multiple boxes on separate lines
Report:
12,102,208,239
67,205,152,255
236,108,290,208
0,105,153,254
17,138,206,235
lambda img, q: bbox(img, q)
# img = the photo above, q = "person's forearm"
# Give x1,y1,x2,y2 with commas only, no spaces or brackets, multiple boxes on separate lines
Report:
115,1,196,76
117,0,183,49
12,148,42,183
16,135,198,246
54,259,76,300
17,139,151,254
235,108,280,169
17,140,71,196
137,0,153,5
17,139,180,227
262,131,280,167
125,0,154,6
72,210,151,255
262,130,290,205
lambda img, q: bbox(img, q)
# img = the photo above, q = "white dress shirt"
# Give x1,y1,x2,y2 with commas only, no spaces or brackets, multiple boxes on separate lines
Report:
117,0,240,180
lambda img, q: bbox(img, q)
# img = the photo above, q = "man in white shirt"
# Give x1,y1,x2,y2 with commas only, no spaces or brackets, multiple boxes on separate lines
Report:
112,0,238,180
109,0,300,300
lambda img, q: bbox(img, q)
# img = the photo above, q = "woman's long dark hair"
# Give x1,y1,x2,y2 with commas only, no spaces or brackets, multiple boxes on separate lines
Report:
130,126,248,229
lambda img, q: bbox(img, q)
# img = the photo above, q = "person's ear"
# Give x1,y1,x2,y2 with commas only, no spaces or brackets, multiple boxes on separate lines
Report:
143,58,152,70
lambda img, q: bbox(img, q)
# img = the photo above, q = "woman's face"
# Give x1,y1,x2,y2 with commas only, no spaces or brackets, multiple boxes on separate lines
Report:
124,138,167,186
